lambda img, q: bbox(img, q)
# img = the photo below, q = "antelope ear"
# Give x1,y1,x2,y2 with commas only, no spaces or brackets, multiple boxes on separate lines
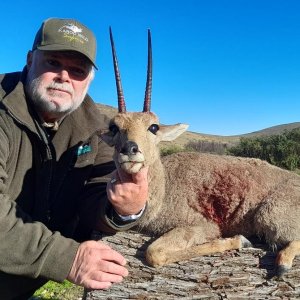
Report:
99,129,115,147
158,123,189,142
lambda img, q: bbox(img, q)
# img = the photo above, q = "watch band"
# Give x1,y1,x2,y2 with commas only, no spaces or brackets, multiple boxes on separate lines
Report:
115,204,146,221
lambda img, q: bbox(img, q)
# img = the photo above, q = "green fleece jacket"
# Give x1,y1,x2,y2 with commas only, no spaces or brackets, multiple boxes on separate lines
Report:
0,70,136,282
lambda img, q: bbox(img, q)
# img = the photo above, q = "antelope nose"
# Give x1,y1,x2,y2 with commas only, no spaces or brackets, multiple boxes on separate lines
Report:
121,141,139,155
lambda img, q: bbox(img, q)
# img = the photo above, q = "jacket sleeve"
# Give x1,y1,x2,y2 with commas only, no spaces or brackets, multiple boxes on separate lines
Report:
0,125,79,282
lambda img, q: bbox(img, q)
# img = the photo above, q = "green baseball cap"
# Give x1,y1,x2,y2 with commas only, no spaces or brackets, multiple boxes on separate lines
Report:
32,18,98,69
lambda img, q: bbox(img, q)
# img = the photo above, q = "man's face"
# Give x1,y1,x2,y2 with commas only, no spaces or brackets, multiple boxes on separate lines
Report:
26,50,94,122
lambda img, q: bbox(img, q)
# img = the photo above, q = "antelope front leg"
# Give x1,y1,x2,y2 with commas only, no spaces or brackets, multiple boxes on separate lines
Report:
276,240,300,277
146,226,252,267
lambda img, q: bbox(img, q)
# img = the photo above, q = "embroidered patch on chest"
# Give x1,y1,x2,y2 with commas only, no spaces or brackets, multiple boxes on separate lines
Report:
77,144,91,156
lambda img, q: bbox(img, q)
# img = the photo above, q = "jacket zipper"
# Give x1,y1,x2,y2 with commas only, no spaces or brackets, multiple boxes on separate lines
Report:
44,142,53,223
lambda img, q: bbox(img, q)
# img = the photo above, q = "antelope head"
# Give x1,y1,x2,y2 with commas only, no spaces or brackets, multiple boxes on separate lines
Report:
101,28,188,174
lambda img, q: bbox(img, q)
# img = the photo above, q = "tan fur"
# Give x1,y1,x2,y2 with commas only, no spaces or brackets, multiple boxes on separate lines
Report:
102,112,300,274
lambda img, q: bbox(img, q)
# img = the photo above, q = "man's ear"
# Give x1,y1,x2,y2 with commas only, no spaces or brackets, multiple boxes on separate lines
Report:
26,51,33,69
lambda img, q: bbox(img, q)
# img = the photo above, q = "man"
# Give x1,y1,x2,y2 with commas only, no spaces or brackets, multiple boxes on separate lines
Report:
0,17,148,299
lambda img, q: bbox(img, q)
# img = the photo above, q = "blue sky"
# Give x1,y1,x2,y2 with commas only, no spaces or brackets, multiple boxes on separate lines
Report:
1,0,300,136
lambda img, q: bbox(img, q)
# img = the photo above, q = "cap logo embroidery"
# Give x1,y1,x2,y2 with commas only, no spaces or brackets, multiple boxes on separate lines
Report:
58,23,89,44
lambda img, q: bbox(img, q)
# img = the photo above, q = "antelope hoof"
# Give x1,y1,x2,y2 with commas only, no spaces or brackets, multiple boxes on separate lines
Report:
240,235,253,248
275,265,290,278
145,247,168,267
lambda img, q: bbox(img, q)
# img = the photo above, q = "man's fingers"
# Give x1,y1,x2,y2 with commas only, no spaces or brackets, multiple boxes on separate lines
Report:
82,260,127,290
93,270,125,283
130,166,149,184
92,246,127,267
116,168,131,182
97,259,129,277
111,166,148,186
85,280,112,290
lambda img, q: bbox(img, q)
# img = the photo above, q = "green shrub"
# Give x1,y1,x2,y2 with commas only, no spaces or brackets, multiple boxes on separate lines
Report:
160,145,185,156
228,128,300,171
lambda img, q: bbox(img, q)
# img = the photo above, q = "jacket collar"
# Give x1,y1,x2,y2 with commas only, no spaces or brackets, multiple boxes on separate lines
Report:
1,69,38,134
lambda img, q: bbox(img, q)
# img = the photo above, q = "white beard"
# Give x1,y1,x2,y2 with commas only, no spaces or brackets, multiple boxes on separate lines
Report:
26,70,90,120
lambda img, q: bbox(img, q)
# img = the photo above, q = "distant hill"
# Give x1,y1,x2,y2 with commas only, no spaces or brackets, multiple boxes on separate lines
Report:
96,103,300,147
242,122,300,137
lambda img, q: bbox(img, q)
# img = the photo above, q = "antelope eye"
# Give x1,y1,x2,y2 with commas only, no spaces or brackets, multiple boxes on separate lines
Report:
109,124,119,136
148,124,159,135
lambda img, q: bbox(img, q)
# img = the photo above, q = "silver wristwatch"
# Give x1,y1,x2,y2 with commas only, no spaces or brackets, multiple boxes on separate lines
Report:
116,204,146,221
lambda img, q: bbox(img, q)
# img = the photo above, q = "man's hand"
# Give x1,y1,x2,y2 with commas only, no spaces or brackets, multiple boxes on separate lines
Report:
107,167,148,216
67,240,128,289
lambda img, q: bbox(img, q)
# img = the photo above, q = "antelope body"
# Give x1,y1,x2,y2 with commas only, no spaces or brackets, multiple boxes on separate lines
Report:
102,29,300,276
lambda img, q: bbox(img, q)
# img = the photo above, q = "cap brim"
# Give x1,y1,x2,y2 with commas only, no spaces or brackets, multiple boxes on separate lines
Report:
36,44,98,70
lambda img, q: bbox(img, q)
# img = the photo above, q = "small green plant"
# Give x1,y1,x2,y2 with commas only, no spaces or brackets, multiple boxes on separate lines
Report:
29,280,83,300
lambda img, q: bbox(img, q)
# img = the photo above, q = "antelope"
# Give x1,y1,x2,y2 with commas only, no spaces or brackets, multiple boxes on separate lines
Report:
101,28,300,276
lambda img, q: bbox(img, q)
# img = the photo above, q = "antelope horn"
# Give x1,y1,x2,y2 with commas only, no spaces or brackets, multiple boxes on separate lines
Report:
109,27,126,113
143,29,152,112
